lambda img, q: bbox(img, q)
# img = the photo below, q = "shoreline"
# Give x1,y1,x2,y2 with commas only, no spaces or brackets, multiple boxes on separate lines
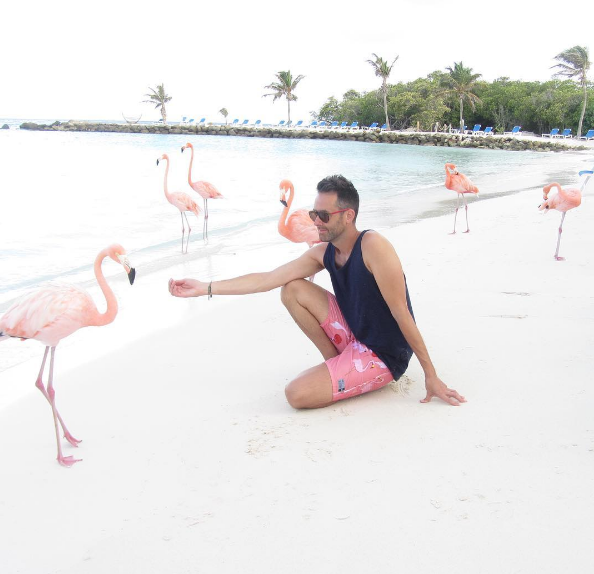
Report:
18,120,591,152
1,181,593,573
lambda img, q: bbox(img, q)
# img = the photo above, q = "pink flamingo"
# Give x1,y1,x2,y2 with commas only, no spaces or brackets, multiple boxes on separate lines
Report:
157,153,201,254
0,244,135,466
181,142,223,240
539,182,582,261
278,179,320,248
445,163,479,233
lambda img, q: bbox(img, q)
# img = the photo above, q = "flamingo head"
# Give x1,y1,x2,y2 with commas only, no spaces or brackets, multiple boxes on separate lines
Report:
445,163,458,175
539,183,560,212
156,153,169,166
181,142,193,153
279,179,294,207
107,244,136,285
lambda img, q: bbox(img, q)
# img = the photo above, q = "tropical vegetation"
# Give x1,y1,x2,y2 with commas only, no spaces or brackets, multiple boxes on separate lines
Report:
219,107,229,124
367,53,399,130
314,50,593,135
551,45,591,137
263,71,305,123
142,84,172,124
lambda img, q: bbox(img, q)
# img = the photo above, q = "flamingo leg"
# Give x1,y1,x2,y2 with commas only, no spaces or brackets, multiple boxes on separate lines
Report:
183,211,192,253
462,193,470,233
180,212,186,253
554,212,566,261
450,193,461,234
203,198,209,241
46,347,82,467
35,346,81,448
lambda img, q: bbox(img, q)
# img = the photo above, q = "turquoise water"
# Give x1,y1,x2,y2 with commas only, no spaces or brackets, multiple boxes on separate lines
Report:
0,122,586,312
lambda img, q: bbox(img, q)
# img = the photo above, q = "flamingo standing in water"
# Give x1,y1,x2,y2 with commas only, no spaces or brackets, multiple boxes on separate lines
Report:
157,153,201,254
538,182,582,261
444,163,479,233
181,142,223,241
278,179,320,248
0,244,135,466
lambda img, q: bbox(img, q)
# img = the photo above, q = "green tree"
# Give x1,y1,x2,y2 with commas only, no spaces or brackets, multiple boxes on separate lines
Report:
367,53,399,130
263,71,305,123
552,45,591,137
442,62,482,133
219,107,229,124
142,84,172,124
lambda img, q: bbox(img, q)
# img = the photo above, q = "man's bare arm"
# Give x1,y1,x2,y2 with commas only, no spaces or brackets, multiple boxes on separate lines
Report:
168,244,326,298
362,232,466,406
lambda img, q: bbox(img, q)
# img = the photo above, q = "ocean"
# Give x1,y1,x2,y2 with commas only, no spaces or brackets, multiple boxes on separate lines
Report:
0,119,588,376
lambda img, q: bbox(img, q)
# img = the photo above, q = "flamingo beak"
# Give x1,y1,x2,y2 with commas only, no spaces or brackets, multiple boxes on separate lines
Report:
118,255,136,285
181,146,185,153
156,159,160,166
280,199,288,207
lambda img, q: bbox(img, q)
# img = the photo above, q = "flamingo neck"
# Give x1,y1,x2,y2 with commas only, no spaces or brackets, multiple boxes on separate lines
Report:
278,187,294,234
187,146,195,185
93,249,118,327
162,158,172,201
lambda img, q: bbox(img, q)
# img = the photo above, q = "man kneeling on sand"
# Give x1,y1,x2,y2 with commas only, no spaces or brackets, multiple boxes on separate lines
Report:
168,175,465,409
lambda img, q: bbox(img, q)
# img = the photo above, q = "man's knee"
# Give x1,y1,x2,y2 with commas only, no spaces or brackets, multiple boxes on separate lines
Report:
285,380,311,409
280,279,308,308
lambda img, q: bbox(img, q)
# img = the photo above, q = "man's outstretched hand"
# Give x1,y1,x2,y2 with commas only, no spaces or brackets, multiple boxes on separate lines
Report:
168,278,206,298
421,374,466,406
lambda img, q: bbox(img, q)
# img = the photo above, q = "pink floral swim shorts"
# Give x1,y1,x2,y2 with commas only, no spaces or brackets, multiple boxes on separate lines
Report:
321,292,394,402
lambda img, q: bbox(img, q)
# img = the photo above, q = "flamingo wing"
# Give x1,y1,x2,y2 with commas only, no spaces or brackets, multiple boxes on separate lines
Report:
192,181,223,199
170,192,201,216
284,209,321,246
0,285,96,344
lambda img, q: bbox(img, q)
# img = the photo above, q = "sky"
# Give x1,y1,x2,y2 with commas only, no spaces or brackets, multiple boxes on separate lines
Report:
2,0,591,123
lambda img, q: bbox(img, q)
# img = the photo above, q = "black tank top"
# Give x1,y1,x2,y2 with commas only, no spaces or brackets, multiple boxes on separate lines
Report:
323,230,414,379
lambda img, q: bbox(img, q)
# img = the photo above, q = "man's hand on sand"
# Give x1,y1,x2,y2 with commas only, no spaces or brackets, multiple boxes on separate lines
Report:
421,374,466,406
168,278,206,298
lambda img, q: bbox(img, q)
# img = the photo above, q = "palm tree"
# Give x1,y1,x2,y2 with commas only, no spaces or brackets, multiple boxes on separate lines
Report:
442,62,482,134
552,46,591,138
219,107,229,124
142,84,172,124
367,53,399,130
263,71,305,123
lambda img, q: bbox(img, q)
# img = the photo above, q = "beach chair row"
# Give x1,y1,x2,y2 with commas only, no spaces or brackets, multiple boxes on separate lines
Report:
542,127,594,140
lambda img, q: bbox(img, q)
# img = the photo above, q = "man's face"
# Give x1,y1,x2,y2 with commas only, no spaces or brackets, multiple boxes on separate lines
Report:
312,192,349,243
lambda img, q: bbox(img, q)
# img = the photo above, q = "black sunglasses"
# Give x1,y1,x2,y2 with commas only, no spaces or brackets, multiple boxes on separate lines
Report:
308,208,350,223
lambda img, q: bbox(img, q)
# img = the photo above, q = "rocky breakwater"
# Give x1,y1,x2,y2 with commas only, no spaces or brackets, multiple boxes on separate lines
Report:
19,121,587,152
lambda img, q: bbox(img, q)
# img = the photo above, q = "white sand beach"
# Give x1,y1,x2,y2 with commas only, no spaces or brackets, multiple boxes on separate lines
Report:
1,177,593,573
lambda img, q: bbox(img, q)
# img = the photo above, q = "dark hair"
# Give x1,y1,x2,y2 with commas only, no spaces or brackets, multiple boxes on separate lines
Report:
316,175,359,219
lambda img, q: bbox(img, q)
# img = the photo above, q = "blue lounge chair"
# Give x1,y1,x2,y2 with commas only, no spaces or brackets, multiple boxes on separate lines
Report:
309,121,318,129
318,121,327,128
542,128,559,138
253,120,262,128
198,118,206,125
364,122,379,131
560,128,572,138
339,121,348,129
187,118,195,126
329,121,339,129
470,124,482,135
277,120,286,128
231,119,239,126
453,125,467,134
348,122,359,130
240,119,249,126
293,120,304,128
180,116,188,125
504,126,521,135
380,124,388,131
483,127,493,135
579,129,594,140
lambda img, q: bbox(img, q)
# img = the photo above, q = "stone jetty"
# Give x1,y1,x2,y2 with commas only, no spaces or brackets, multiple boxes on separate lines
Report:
19,121,587,152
